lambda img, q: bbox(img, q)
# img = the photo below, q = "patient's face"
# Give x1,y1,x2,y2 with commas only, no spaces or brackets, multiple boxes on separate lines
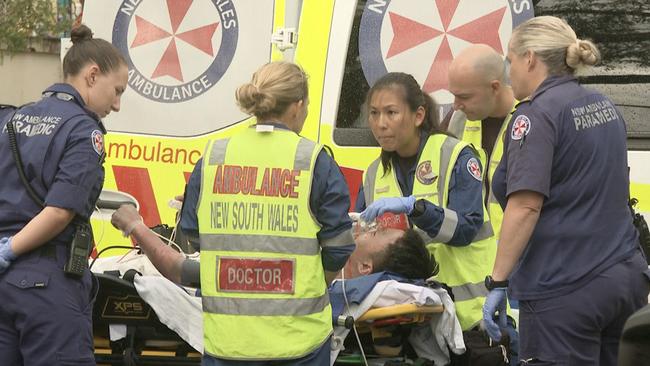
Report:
344,228,405,279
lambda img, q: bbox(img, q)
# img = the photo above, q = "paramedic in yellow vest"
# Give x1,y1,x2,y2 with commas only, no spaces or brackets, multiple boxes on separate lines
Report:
355,72,495,331
112,61,355,366
445,44,518,239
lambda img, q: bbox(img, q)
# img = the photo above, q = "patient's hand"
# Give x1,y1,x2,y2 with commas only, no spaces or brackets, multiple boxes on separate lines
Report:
111,205,144,235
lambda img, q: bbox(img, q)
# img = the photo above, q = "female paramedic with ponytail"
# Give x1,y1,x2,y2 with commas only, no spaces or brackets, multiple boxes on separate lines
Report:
111,61,355,365
356,72,505,334
0,25,127,365
483,16,650,364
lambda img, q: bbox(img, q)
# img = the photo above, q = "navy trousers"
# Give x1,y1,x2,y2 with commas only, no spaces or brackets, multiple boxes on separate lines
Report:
518,251,650,365
0,246,97,366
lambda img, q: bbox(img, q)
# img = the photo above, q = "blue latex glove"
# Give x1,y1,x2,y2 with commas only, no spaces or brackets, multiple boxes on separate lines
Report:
0,236,17,273
360,195,416,222
482,287,508,342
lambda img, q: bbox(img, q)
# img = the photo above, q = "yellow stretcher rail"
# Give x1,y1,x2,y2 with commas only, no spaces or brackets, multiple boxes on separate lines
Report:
357,304,443,322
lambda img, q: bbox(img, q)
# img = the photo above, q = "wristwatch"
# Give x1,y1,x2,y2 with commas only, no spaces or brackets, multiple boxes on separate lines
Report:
409,198,427,218
484,275,509,290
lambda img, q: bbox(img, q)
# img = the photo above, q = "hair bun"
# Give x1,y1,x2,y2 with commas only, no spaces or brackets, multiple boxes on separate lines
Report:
70,24,94,44
566,39,600,69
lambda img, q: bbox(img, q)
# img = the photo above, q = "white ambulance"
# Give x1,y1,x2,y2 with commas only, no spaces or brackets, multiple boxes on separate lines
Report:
80,0,650,253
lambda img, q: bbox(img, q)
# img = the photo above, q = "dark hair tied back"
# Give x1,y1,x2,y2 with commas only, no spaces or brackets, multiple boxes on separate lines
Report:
70,24,93,44
63,24,127,78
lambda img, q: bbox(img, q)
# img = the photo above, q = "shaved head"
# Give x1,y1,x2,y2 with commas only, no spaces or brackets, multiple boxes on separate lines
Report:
448,44,512,120
449,44,506,84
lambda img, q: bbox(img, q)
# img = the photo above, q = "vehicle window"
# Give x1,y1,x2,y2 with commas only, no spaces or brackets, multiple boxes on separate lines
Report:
533,0,649,147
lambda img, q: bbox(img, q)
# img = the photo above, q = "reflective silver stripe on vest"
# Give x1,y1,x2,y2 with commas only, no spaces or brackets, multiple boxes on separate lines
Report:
363,158,381,205
415,227,433,243
294,138,316,171
200,234,319,255
437,137,459,206
447,111,468,139
431,207,458,243
202,293,329,316
208,138,230,165
473,220,494,241
487,185,500,208
321,228,354,248
452,281,489,302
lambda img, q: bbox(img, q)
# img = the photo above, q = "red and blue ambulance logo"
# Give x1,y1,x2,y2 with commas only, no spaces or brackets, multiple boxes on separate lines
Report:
511,114,531,140
91,130,104,156
359,0,533,106
466,157,482,181
113,0,238,103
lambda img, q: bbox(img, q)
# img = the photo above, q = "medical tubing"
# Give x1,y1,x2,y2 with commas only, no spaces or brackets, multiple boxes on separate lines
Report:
340,268,369,366
89,245,141,270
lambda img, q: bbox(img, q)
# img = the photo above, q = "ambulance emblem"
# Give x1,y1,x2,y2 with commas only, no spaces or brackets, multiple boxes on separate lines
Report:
359,0,533,106
416,160,437,185
511,114,531,141
466,157,482,181
91,130,104,156
113,0,239,103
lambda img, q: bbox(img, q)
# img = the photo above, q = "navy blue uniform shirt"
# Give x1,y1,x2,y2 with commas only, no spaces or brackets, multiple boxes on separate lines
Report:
355,133,484,246
492,75,639,300
0,105,16,122
180,124,354,272
0,84,106,246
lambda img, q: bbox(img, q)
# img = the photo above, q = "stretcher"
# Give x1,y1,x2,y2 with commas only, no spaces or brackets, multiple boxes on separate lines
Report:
90,194,463,365
93,271,201,366
90,258,462,366
334,304,443,365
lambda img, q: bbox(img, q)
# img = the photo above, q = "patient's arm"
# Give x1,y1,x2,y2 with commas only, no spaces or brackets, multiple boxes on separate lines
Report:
112,205,184,284
130,223,184,283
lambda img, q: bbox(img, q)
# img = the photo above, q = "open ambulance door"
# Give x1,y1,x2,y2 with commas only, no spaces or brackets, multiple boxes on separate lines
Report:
81,0,277,255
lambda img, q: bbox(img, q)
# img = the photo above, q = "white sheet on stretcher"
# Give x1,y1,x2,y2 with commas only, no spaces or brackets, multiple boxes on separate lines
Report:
91,254,465,363
330,280,465,366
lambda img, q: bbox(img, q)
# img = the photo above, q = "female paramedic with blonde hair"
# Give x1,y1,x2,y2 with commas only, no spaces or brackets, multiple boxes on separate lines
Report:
111,61,355,365
482,16,650,364
0,24,127,365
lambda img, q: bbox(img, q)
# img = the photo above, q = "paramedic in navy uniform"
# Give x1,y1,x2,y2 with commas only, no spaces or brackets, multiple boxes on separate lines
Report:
483,16,650,365
0,25,127,366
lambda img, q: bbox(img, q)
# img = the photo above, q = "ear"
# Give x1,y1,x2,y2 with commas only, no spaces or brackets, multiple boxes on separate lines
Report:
526,50,535,71
490,79,501,93
414,105,426,128
85,64,100,87
357,259,373,276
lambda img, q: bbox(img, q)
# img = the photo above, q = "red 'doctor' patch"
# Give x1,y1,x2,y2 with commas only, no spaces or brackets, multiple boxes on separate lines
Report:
218,257,295,294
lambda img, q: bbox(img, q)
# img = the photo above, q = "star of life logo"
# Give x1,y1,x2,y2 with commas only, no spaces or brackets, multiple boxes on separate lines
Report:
359,0,533,107
113,0,239,103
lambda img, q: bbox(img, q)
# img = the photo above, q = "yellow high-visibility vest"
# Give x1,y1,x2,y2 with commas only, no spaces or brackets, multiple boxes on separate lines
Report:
363,134,497,329
198,126,331,360
447,105,516,238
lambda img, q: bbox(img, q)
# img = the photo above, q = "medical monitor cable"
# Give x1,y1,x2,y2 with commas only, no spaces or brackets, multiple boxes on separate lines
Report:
340,268,369,366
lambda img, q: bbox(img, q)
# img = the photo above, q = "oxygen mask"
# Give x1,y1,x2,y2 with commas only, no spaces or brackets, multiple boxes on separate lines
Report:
349,212,409,237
